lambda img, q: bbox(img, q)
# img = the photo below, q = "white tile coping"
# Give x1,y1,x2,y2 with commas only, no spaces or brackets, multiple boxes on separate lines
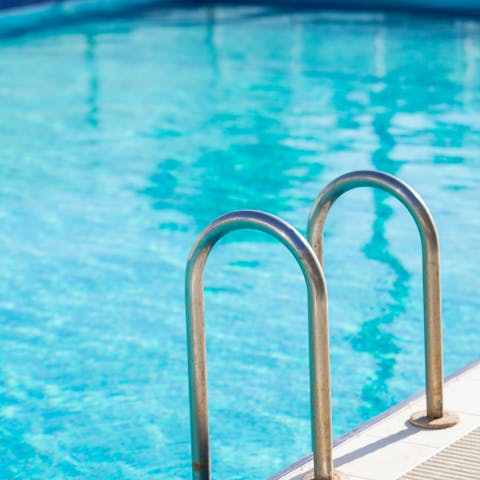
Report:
269,358,480,480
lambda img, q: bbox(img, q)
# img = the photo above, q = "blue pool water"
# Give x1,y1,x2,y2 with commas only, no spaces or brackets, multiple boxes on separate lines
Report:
0,5,479,479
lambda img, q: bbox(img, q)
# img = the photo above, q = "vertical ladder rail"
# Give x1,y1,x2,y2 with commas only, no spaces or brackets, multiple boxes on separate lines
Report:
186,210,340,480
307,170,458,429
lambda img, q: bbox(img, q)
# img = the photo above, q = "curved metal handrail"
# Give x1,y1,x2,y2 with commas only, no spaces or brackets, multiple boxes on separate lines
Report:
307,170,457,428
186,210,335,480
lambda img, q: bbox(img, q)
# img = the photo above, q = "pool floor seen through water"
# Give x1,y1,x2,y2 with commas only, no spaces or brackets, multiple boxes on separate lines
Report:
0,5,479,479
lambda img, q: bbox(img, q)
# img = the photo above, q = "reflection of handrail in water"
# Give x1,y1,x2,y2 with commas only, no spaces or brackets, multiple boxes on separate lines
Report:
364,89,406,414
354,191,408,415
358,62,406,412
307,170,457,428
185,210,339,480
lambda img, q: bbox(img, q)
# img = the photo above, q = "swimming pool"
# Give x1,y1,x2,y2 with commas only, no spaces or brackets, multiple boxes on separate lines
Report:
0,4,479,479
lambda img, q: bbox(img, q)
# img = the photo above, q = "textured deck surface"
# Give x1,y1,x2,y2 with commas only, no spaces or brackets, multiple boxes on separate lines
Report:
400,426,480,480
270,359,480,480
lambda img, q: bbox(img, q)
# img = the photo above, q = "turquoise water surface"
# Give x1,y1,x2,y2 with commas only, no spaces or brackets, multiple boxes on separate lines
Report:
0,5,479,479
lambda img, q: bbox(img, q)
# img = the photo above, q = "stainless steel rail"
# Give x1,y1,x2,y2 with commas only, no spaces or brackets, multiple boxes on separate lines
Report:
307,170,457,429
185,210,338,480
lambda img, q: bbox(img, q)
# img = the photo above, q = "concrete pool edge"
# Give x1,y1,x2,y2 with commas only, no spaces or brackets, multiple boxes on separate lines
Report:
269,357,480,480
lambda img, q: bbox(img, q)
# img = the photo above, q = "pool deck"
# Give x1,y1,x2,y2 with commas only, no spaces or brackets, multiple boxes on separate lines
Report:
270,358,480,480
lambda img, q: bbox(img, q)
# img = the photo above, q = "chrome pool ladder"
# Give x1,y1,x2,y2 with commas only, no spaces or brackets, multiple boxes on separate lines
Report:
185,171,458,480
185,210,339,480
307,170,458,429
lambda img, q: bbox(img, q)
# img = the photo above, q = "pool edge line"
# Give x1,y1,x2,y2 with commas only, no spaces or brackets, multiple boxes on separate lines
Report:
268,356,480,480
